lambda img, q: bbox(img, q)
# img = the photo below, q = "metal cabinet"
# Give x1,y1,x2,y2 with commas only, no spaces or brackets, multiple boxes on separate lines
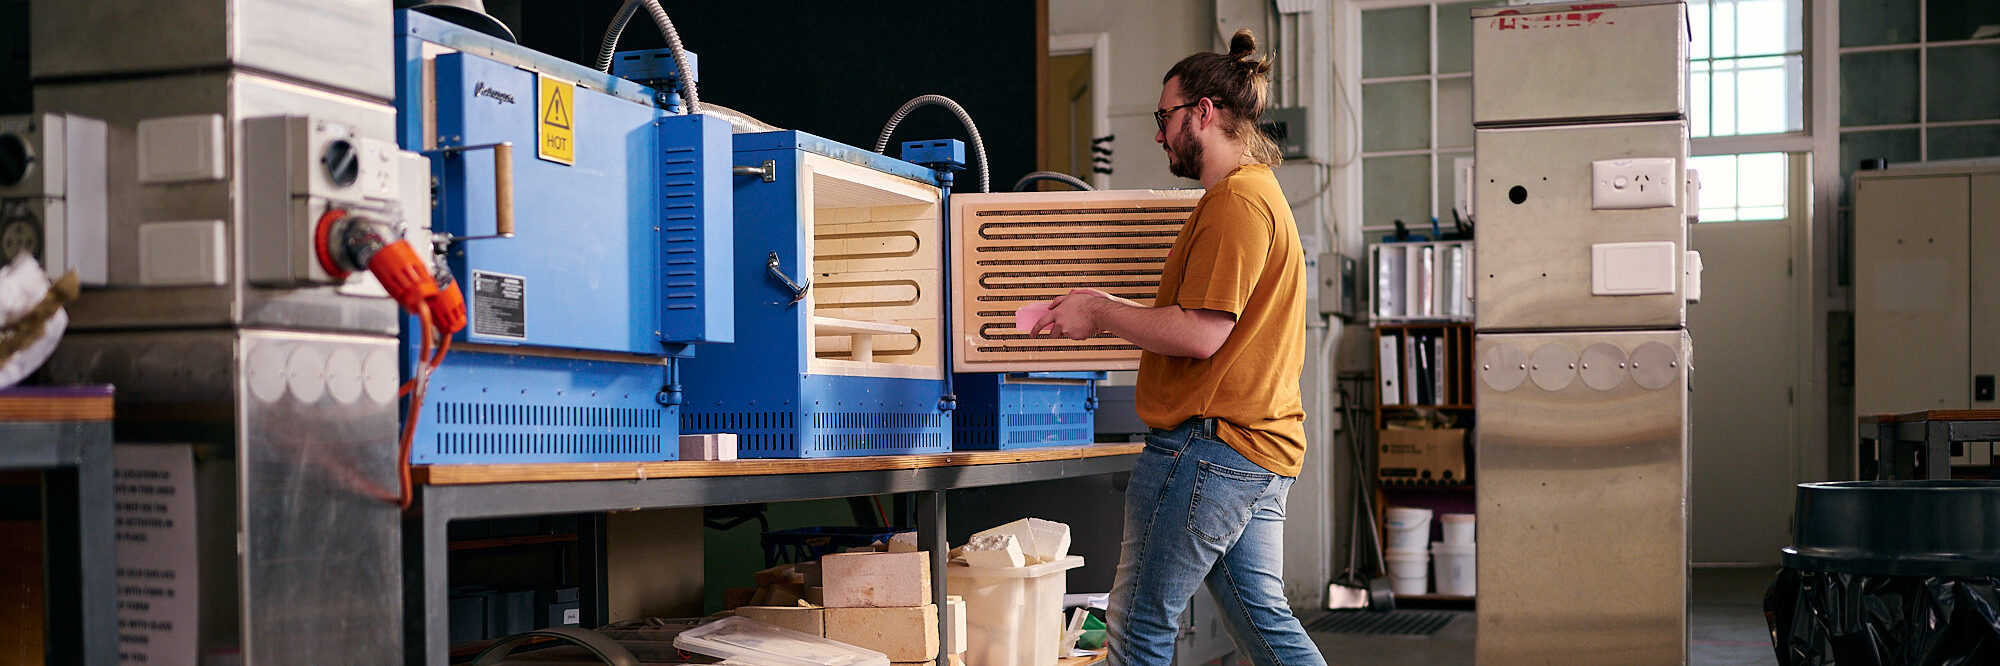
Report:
1852,163,2000,424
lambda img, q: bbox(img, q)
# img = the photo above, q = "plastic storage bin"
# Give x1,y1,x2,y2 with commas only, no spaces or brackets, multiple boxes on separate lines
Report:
674,616,888,666
946,555,1084,666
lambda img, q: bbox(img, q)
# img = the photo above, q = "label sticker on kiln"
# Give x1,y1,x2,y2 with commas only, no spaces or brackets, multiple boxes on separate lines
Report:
472,270,527,340
537,74,575,165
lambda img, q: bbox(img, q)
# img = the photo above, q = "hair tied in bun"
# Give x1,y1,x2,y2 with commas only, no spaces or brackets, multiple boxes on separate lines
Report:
1229,29,1258,58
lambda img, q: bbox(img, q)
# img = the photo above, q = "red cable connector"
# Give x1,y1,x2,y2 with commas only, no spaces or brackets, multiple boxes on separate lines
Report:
426,268,467,335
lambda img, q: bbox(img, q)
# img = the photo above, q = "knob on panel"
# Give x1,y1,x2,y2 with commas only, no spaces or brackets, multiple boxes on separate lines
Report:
322,139,359,188
0,134,33,187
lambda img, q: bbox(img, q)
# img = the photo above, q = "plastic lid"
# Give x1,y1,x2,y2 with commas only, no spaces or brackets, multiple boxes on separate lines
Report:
945,554,1084,579
673,616,890,666
1439,513,1475,522
1431,542,1476,553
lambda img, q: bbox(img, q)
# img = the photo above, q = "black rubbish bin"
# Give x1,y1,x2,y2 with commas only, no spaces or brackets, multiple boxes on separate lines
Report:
1766,480,2000,665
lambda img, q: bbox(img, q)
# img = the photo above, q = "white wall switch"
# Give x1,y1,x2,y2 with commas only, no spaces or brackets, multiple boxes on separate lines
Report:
1684,250,1703,303
1591,241,1677,295
138,220,226,286
1684,167,1702,222
137,115,226,184
1591,157,1677,210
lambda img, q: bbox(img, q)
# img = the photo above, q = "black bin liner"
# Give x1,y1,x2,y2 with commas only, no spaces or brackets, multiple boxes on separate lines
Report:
1766,480,2000,665
1766,570,2000,665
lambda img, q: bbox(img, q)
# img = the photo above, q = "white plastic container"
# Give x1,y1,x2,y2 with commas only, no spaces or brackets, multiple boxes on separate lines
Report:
1383,549,1430,596
1432,541,1476,596
675,616,889,666
945,555,1084,666
1440,512,1476,545
1385,506,1434,552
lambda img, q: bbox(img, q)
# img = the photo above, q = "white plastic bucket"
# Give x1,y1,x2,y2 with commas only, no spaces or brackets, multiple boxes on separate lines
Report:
1431,541,1476,596
1440,513,1476,545
1384,507,1434,552
945,555,1083,666
1384,549,1430,596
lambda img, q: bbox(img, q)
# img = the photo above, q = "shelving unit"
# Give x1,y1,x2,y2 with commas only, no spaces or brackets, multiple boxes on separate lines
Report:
1372,318,1475,603
404,444,1143,666
0,388,115,666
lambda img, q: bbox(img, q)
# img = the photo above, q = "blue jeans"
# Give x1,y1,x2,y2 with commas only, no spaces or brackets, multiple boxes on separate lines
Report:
1107,418,1326,666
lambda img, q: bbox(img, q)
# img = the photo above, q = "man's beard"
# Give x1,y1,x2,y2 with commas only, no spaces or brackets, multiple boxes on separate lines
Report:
1165,113,1203,180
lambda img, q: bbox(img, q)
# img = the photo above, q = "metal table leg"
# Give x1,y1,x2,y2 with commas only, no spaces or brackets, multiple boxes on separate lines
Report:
404,490,453,666
41,432,115,666
1925,419,1953,480
918,490,949,665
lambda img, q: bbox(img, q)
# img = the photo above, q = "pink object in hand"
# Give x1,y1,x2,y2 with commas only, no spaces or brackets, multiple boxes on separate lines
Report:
1015,301,1053,333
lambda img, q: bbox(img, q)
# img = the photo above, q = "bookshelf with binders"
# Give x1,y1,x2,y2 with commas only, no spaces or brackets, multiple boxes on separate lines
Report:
1367,241,1476,602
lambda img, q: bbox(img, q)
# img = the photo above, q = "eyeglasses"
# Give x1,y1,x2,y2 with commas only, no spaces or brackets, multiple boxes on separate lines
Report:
1154,100,1202,131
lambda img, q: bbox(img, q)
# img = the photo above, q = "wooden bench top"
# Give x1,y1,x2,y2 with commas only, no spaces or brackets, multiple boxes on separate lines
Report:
0,385,114,422
1861,410,2000,425
415,442,1146,485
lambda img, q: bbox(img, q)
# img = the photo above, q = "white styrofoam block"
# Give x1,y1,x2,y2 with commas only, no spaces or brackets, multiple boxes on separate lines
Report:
138,220,226,286
678,432,738,461
958,533,1026,568
1591,157,1677,210
972,518,1070,564
1590,241,1677,296
137,114,225,184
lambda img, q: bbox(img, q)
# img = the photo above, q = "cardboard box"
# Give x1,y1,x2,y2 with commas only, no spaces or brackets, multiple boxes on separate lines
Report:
1377,427,1468,485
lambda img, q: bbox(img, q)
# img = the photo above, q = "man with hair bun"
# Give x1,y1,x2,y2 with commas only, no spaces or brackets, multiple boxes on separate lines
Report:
1033,29,1324,666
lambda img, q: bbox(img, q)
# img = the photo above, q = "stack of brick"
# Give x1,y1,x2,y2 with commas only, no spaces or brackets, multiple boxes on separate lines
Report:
732,550,967,666
720,560,813,610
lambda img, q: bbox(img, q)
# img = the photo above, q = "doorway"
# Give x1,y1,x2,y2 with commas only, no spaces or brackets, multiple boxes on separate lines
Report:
1687,152,1809,564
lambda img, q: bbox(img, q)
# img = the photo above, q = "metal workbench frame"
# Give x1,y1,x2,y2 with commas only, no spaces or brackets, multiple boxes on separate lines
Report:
403,451,1139,665
0,421,115,666
1859,412,2000,480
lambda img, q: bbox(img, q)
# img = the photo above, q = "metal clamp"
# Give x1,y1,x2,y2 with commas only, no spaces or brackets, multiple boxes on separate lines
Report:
423,141,515,242
734,159,777,183
766,252,810,305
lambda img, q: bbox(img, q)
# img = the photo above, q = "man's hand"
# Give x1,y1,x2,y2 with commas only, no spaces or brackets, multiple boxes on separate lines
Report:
1031,288,1236,358
1065,287,1144,308
1035,289,1112,340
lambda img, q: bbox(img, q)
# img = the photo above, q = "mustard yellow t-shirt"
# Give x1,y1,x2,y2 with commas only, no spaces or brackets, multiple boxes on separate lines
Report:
1136,164,1307,476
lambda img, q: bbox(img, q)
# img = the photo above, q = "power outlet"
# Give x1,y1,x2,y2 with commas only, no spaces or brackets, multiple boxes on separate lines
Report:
1591,157,1677,210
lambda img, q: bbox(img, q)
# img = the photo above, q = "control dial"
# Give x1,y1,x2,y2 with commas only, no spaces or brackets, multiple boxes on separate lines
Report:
0,134,33,187
322,138,359,188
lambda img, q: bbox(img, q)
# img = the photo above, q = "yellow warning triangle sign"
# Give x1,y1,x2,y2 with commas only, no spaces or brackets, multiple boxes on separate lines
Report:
542,87,572,130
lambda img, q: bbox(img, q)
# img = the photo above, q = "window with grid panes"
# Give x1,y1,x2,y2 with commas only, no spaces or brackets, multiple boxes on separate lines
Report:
1837,0,2000,198
1687,0,1806,222
1353,0,1806,226
1356,1,1495,235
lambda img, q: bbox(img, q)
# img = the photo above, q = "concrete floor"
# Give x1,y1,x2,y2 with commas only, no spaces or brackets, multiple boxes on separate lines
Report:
1270,567,1781,665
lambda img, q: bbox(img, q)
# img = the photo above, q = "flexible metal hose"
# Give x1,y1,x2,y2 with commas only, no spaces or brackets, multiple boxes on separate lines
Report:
594,0,701,115
1012,171,1093,192
872,95,989,193
592,0,642,72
